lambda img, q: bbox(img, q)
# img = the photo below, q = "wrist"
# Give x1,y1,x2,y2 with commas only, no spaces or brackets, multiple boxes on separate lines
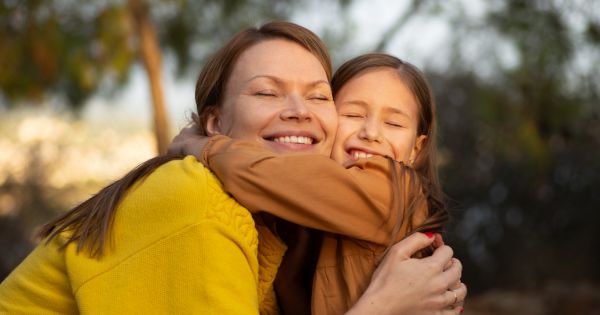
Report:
346,290,386,315
201,134,229,167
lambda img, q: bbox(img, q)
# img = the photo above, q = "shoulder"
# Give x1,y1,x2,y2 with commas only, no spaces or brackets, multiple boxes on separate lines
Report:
124,156,219,214
114,156,255,249
62,156,260,290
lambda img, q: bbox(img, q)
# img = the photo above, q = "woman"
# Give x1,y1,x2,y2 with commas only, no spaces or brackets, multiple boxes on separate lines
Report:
0,21,463,314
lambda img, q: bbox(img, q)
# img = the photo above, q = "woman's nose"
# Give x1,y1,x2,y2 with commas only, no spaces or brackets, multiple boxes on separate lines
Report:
280,95,312,122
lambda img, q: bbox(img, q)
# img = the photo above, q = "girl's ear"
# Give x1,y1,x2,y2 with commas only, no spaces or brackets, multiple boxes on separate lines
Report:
409,135,427,166
205,109,222,136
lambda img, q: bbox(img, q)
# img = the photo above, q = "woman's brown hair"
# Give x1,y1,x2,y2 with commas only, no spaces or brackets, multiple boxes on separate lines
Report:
331,53,448,253
38,21,332,257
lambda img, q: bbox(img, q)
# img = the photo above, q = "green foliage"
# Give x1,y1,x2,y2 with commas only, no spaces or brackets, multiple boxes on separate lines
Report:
586,21,600,44
158,0,294,75
0,1,135,108
427,0,600,293
0,0,298,108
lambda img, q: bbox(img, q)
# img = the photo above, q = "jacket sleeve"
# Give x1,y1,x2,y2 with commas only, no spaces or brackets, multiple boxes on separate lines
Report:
202,135,425,245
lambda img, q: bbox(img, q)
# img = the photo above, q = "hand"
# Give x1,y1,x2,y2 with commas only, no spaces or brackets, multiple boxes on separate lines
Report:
168,126,209,160
347,233,467,315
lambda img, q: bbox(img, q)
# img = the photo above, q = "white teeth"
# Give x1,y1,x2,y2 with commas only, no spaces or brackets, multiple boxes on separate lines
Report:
273,136,314,144
350,150,373,159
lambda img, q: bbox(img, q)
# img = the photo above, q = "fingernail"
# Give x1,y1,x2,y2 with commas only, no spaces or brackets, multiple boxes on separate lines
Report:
424,232,434,238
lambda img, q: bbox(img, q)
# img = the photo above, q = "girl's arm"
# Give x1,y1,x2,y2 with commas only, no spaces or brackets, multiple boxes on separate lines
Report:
201,135,427,245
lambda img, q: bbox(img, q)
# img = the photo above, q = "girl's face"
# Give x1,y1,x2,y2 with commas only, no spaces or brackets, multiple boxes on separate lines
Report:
331,67,426,165
208,39,337,157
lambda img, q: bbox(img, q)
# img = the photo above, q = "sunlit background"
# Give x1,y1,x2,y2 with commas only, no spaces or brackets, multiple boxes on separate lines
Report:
1,0,600,314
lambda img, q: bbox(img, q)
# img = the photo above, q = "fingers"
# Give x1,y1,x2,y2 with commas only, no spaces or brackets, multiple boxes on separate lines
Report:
423,247,463,293
441,282,467,314
443,289,458,309
448,277,462,290
454,282,467,305
441,304,464,315
168,137,185,155
168,131,211,159
443,283,467,306
169,127,197,155
181,126,199,135
433,233,445,248
425,244,454,269
389,232,436,260
440,258,462,288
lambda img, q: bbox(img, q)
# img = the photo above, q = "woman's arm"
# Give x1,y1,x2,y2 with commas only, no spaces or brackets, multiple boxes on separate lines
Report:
200,135,425,245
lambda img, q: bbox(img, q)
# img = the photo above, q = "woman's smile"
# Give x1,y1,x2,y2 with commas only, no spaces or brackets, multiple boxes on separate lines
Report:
263,130,320,151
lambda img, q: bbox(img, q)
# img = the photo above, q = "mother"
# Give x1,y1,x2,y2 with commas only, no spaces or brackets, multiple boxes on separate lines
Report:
0,21,462,314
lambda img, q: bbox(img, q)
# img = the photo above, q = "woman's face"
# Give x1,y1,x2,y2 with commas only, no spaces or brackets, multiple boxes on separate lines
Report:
210,39,337,157
331,67,426,165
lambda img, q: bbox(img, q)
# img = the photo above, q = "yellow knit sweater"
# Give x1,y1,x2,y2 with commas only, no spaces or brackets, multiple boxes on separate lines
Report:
0,156,286,314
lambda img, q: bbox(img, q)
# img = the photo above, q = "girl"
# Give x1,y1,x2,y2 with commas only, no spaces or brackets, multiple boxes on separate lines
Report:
172,53,466,314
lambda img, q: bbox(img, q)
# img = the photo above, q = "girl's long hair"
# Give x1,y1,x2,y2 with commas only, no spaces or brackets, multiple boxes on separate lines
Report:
331,53,449,256
37,21,332,258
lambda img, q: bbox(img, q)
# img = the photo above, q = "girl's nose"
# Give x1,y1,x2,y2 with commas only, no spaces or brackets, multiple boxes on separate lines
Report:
358,117,382,142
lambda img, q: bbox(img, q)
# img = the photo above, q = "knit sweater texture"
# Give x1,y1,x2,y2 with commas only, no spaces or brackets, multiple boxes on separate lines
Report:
0,156,285,315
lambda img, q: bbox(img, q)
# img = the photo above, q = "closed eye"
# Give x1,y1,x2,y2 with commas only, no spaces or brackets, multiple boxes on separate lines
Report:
255,91,277,97
342,113,364,118
386,121,404,127
307,92,332,101
309,95,331,101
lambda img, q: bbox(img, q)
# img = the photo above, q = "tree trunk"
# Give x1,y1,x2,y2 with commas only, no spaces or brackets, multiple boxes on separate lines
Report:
128,0,170,155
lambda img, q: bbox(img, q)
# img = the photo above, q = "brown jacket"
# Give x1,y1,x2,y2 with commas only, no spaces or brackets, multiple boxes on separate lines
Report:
202,135,428,314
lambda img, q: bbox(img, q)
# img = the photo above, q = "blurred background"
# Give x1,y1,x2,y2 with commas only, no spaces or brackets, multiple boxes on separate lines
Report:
1,0,599,314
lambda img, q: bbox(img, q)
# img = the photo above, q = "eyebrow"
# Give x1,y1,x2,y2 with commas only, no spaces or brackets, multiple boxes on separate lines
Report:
384,106,411,118
245,75,330,88
339,100,369,107
340,100,411,118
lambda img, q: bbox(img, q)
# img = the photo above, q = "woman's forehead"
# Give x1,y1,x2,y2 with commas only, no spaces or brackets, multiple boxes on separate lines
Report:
230,39,329,84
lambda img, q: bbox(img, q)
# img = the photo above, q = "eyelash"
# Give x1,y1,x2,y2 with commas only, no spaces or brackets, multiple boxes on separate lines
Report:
254,91,331,102
386,122,403,128
342,113,364,118
309,95,330,101
255,91,277,97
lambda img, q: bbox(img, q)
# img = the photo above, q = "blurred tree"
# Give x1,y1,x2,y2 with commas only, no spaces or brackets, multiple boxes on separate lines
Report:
415,0,600,296
128,0,170,153
0,0,300,153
